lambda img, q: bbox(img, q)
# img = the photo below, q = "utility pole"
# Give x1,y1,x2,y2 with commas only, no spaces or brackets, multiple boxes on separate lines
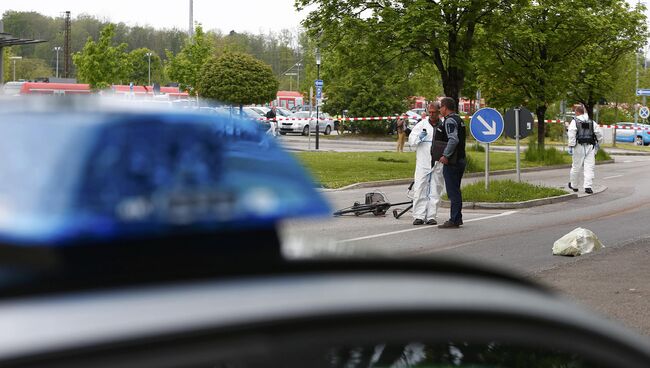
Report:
189,0,194,37
54,47,62,78
10,56,22,81
146,52,153,86
64,11,71,78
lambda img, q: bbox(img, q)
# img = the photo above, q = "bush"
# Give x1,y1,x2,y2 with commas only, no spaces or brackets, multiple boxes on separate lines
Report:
348,120,393,135
524,141,566,165
467,142,485,152
596,148,612,161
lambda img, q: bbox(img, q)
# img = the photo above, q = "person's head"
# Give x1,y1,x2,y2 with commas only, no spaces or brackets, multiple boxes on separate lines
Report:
428,102,441,124
271,106,277,111
574,104,585,115
439,97,456,117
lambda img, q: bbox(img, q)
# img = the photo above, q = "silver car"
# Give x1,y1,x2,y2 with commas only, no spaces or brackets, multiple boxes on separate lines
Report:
279,111,334,136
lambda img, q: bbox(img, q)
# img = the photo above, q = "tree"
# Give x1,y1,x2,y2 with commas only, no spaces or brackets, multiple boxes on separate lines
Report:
476,0,643,148
296,0,514,102
126,48,165,85
165,25,214,96
73,24,129,89
568,1,646,118
316,16,413,120
197,52,278,106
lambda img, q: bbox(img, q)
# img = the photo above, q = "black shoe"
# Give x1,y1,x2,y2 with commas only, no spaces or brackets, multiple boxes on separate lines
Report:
438,220,460,229
568,182,578,192
413,219,425,225
426,219,437,225
585,188,593,194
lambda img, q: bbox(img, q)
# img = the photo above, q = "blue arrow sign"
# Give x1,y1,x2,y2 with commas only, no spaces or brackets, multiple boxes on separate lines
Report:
470,108,504,144
637,89,650,96
315,79,323,88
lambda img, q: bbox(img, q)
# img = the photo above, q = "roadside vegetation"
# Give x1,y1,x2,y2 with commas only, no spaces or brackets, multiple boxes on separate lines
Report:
297,150,567,188
446,180,567,203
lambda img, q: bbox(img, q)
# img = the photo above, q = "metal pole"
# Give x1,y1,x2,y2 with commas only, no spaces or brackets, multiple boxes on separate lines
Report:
309,86,313,150
147,53,152,86
634,50,639,124
485,143,490,191
0,47,3,86
54,47,61,78
13,59,16,81
189,0,194,37
316,63,320,150
515,108,521,183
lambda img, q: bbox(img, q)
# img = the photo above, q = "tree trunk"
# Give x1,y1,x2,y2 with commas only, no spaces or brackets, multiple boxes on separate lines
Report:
441,66,464,107
536,105,546,151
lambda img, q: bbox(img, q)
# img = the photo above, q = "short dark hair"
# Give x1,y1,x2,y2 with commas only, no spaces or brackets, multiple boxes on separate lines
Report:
440,97,456,112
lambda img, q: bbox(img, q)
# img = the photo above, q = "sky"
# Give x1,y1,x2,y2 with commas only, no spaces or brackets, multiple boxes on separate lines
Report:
0,0,309,35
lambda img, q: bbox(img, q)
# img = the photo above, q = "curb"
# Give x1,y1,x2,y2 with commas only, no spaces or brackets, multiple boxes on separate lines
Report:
322,159,616,192
439,193,579,210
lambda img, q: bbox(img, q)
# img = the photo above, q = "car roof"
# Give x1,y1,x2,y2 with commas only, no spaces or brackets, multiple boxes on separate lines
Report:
0,98,329,277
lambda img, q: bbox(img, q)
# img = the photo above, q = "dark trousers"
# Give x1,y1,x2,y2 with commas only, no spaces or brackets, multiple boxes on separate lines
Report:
443,158,466,224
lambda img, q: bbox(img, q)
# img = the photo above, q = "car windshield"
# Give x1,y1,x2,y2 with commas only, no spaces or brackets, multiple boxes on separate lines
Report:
1,2,650,366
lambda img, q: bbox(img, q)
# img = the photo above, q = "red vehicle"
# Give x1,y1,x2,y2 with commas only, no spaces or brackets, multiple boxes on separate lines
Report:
273,91,304,110
112,85,189,99
19,83,91,95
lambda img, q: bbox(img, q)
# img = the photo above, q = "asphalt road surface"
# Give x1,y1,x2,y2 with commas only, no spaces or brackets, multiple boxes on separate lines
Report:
280,154,650,335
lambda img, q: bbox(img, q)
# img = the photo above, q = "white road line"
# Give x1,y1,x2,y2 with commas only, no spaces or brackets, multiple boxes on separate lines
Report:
337,211,518,244
603,175,623,180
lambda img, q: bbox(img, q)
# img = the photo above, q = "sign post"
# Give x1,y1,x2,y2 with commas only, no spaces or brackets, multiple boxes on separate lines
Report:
470,108,505,191
504,107,534,183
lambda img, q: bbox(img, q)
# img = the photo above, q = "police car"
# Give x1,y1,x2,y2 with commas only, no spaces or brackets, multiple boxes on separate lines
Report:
614,122,650,146
0,97,649,367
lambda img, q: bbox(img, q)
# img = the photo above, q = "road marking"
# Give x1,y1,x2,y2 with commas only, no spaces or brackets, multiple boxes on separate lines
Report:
603,175,623,180
337,211,518,244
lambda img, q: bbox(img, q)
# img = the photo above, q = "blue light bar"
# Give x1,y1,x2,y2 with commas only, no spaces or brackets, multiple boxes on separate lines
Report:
0,102,329,246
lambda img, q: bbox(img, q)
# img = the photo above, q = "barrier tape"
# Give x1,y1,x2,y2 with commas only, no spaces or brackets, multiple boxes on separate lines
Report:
258,115,645,129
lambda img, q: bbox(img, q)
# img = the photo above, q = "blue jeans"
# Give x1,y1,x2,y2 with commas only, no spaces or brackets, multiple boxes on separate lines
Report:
443,158,466,224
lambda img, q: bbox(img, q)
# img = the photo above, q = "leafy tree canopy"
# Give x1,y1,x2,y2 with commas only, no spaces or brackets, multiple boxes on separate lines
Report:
72,24,129,89
197,52,278,105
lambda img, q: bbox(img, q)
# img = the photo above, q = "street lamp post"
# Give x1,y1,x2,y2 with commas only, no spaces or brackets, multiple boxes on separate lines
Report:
315,49,321,150
146,52,153,86
10,56,22,81
53,47,62,78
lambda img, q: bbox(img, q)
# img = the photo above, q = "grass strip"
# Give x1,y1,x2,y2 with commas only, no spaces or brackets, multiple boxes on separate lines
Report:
295,151,574,189
450,179,567,203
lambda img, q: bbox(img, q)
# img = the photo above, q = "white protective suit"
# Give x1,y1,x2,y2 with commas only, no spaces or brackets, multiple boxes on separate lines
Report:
568,113,603,190
408,119,445,221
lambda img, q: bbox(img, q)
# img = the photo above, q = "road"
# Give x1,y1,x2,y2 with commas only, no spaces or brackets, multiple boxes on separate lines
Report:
280,154,650,335
277,133,650,155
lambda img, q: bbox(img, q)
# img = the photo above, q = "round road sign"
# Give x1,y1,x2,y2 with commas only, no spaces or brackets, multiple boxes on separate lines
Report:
640,106,650,119
469,108,504,144
504,107,535,139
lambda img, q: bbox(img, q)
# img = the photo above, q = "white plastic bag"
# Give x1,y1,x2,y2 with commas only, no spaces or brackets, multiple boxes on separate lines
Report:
552,227,604,256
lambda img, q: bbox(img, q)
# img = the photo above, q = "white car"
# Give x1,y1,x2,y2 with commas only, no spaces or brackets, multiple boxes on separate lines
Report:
279,111,334,135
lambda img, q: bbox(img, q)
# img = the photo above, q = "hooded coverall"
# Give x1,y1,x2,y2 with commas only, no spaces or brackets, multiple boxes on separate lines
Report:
568,114,604,190
408,118,444,222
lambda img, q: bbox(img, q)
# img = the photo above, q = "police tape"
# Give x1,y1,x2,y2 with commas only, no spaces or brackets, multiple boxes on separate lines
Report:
259,115,565,123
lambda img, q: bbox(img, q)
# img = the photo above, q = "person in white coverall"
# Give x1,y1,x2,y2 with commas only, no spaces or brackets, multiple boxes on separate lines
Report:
408,102,445,225
567,105,603,194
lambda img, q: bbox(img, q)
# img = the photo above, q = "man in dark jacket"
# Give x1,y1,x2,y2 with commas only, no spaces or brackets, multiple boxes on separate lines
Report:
437,97,466,229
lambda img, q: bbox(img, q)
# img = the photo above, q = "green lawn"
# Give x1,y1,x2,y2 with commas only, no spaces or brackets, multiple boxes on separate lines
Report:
295,150,573,189
449,180,567,203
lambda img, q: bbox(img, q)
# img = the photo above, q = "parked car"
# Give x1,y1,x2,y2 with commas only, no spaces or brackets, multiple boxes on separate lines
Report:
241,107,272,133
405,108,426,127
0,81,25,96
614,122,650,146
279,111,335,135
